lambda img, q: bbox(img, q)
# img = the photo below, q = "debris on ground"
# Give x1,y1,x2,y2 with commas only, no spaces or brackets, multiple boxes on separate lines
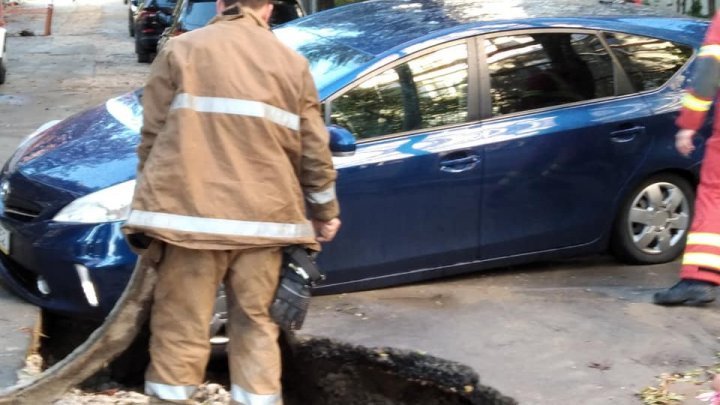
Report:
638,359,720,405
51,383,231,405
16,353,43,385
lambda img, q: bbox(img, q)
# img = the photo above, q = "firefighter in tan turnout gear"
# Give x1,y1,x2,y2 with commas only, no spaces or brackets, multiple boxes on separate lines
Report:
122,0,341,403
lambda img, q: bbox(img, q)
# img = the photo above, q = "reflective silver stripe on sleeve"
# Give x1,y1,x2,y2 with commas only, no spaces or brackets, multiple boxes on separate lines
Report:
171,93,300,131
231,384,282,405
127,210,314,239
305,184,336,205
145,381,196,400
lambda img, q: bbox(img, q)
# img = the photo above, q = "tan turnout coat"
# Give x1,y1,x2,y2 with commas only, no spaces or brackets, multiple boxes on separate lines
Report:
123,8,339,250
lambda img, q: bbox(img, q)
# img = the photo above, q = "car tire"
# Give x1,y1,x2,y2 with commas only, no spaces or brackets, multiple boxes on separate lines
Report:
0,39,6,85
611,173,695,264
137,52,152,63
134,32,152,63
0,58,6,85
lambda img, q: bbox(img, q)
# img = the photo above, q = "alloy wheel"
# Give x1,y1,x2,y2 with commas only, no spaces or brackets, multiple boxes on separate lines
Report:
626,181,690,256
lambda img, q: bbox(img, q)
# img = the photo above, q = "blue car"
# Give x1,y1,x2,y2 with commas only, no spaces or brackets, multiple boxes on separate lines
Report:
0,0,710,321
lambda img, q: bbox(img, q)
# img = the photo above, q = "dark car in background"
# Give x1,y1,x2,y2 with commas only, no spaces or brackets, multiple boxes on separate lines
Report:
164,0,216,37
0,0,710,329
0,27,7,85
134,0,177,63
157,0,304,51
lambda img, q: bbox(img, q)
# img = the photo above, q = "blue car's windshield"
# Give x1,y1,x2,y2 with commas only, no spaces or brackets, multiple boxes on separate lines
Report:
274,26,374,90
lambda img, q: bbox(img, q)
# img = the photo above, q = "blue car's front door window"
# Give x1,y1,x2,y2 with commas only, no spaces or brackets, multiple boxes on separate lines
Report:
330,43,470,140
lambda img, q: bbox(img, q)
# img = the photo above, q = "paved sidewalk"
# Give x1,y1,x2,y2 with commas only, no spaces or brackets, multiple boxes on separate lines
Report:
0,280,38,388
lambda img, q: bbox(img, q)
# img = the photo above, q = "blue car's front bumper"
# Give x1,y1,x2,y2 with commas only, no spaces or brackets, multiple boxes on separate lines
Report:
0,218,137,320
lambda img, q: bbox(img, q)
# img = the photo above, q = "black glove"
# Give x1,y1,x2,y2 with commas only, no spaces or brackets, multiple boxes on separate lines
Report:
270,246,324,331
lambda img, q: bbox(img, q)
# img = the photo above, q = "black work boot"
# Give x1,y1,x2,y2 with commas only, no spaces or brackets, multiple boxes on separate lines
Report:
653,279,717,306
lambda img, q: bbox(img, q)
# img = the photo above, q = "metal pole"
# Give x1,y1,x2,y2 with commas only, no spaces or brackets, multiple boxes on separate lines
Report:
44,0,54,36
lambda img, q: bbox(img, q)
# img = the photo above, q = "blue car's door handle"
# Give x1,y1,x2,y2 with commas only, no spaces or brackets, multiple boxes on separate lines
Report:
440,154,480,173
610,126,645,143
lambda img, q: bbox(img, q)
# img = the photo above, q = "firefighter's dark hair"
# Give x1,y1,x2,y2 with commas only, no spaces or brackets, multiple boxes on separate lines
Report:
223,0,270,9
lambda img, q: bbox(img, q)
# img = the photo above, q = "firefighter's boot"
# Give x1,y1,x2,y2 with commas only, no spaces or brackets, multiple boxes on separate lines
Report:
653,279,717,306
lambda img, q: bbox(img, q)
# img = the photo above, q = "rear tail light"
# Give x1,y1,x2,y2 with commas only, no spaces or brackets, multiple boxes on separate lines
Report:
138,8,158,19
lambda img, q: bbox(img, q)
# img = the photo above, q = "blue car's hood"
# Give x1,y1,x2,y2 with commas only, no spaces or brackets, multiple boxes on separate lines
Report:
12,91,142,196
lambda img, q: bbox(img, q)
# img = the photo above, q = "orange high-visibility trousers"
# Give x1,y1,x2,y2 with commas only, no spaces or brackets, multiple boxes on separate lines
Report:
144,243,284,405
680,137,720,285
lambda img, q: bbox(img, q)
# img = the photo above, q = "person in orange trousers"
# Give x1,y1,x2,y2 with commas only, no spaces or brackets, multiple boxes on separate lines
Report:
654,12,720,306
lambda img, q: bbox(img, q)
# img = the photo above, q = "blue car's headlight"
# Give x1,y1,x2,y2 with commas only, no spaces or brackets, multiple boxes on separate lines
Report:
53,180,136,223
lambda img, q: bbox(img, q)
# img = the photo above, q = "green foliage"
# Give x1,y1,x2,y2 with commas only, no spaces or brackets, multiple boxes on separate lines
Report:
689,0,704,17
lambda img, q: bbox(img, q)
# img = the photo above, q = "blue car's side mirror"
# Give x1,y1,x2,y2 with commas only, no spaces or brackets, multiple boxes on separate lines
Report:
328,125,356,157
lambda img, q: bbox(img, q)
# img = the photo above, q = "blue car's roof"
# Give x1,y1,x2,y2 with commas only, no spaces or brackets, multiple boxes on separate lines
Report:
288,0,702,56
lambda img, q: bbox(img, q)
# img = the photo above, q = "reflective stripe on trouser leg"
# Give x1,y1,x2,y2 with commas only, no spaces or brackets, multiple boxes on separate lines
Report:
680,248,720,284
145,245,228,398
225,247,284,405
145,381,196,401
680,141,720,285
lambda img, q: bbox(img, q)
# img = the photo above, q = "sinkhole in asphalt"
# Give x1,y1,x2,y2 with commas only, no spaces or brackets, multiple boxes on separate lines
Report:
40,313,516,405
280,335,517,405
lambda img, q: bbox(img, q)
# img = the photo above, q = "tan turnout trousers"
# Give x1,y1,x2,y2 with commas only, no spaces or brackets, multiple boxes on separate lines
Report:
144,243,284,405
